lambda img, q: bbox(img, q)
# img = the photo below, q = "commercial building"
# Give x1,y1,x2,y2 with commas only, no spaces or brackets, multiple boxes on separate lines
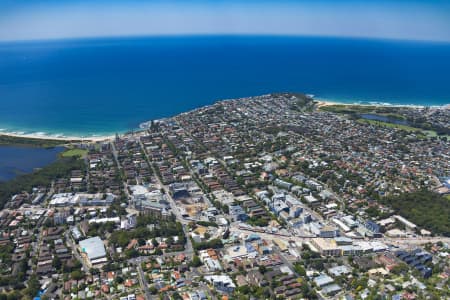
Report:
393,215,417,230
79,236,107,268
311,238,341,257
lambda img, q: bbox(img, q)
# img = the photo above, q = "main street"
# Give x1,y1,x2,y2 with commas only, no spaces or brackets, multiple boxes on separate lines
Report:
138,138,187,223
136,262,153,300
133,136,195,299
65,229,90,273
230,222,450,249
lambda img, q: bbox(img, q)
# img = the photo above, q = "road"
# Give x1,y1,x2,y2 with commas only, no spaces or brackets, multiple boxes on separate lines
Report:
110,141,121,171
65,229,90,273
230,223,450,249
136,262,152,300
138,139,185,220
110,141,132,200
383,236,450,247
138,137,193,237
133,137,196,298
109,137,197,299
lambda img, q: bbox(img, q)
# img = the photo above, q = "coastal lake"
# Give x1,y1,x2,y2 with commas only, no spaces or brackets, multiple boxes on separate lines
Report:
0,145,64,181
360,114,410,126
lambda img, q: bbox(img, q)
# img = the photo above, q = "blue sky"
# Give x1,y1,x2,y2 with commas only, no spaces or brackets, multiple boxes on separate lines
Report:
1,0,450,42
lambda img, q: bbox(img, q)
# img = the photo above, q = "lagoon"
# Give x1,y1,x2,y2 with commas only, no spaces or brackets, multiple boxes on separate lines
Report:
360,114,410,126
0,146,64,181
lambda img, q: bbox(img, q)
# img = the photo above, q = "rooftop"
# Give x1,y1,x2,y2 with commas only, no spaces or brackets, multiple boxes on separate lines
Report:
79,236,107,260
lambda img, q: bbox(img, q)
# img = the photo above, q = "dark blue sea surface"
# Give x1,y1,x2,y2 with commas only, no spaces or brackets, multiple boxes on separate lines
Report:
0,35,449,136
0,146,64,181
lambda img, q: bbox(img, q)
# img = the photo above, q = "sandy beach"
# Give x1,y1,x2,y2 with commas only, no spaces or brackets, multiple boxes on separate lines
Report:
0,132,114,142
315,99,395,107
315,99,342,107
314,99,442,109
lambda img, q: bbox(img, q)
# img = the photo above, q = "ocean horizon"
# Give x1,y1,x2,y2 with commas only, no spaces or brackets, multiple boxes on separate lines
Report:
1,35,449,137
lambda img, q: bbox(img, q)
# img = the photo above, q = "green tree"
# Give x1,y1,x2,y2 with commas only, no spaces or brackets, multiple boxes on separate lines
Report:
116,276,124,284
71,270,84,280
190,255,202,268
293,262,306,276
53,255,62,270
25,274,40,298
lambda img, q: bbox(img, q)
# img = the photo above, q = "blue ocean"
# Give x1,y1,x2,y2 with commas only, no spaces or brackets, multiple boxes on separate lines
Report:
0,35,449,137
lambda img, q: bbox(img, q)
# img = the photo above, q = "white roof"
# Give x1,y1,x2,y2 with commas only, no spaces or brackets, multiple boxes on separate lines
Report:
328,265,351,276
305,195,318,203
129,185,149,195
204,275,235,288
314,274,334,287
79,236,106,260
394,215,417,228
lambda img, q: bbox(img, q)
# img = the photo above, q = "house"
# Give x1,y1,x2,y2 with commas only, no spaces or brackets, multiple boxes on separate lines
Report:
204,275,236,293
395,249,433,278
321,283,342,296
328,265,351,277
246,270,266,286
313,274,334,287
229,205,248,222
234,275,248,287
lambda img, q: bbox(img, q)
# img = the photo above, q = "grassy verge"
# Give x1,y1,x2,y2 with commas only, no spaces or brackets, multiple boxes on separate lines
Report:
319,104,405,115
0,134,77,148
61,148,88,158
356,119,446,139
356,119,421,132
319,104,376,114
422,130,450,139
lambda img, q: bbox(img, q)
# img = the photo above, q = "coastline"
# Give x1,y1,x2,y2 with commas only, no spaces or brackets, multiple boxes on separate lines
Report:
0,132,114,143
0,95,448,142
315,98,450,109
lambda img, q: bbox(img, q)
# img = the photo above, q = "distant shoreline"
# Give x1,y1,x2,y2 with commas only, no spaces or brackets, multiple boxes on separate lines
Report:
0,95,448,141
315,99,450,109
0,132,113,143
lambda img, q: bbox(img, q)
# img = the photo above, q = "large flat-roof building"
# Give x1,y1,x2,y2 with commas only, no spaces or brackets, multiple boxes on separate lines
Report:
310,238,341,257
79,236,107,268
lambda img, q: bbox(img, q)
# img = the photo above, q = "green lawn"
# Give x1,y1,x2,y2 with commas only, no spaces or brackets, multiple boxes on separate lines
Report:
356,119,422,132
319,104,377,114
0,134,66,147
423,130,450,139
357,119,448,139
61,148,88,158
